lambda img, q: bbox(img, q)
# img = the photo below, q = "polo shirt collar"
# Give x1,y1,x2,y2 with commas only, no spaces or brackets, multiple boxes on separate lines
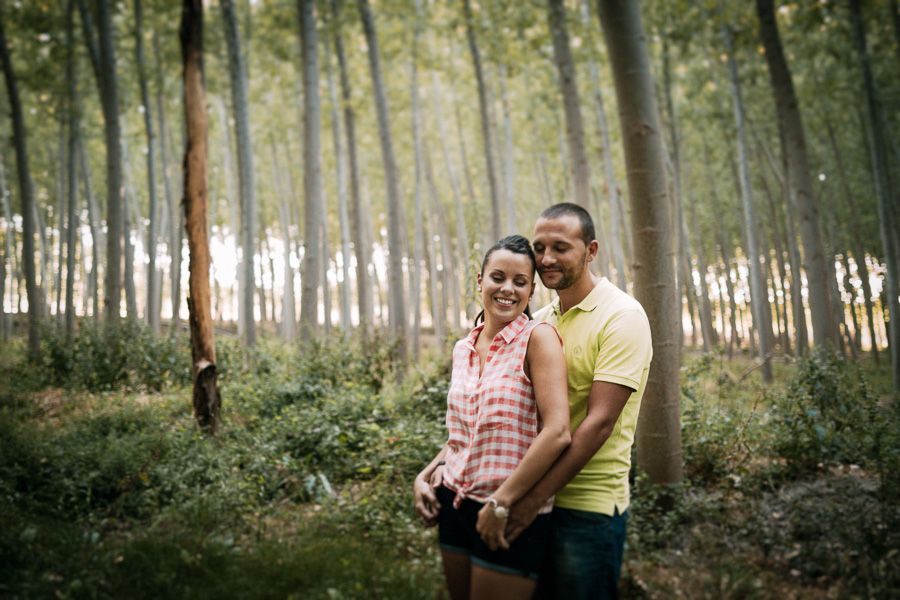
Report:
555,278,607,316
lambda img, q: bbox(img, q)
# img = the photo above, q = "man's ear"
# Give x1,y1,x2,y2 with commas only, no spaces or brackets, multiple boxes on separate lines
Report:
586,239,600,262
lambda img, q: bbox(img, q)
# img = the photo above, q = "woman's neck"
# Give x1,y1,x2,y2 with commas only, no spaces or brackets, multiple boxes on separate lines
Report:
480,314,514,342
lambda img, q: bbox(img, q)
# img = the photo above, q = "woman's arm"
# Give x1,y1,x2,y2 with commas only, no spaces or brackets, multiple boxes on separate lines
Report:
413,445,448,526
476,323,571,549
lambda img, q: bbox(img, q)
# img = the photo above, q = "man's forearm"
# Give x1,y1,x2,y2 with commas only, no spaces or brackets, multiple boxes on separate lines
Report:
525,416,615,505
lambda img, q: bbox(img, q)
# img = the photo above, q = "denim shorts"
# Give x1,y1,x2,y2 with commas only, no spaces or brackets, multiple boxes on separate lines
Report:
538,506,629,599
436,485,552,580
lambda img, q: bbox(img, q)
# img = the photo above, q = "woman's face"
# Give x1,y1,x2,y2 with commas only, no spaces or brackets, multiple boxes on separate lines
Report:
477,248,535,325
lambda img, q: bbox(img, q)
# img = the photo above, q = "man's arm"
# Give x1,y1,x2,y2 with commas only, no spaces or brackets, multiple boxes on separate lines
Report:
506,380,633,541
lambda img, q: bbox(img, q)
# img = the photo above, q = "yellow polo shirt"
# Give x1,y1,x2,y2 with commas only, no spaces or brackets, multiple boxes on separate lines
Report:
533,278,652,515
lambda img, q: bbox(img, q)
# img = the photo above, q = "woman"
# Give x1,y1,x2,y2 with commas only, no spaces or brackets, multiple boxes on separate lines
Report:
414,235,570,599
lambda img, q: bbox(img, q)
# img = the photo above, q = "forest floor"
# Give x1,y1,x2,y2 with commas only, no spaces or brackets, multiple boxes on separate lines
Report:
1,327,898,599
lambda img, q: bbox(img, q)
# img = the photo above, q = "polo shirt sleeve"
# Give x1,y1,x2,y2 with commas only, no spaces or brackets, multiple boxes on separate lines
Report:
593,308,652,391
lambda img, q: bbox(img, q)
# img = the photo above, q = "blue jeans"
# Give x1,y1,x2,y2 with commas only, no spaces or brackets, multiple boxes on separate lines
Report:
539,507,628,600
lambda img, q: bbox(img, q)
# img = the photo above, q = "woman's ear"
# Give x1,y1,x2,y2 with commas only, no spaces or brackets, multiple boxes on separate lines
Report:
477,272,483,292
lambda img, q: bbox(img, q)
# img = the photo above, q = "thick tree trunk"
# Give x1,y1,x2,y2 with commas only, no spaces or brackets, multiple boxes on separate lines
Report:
0,6,41,356
850,0,900,391
462,0,501,240
359,0,407,364
221,0,256,346
331,0,371,337
723,24,772,382
95,0,124,324
298,0,322,340
597,0,683,486
180,0,219,433
757,0,835,349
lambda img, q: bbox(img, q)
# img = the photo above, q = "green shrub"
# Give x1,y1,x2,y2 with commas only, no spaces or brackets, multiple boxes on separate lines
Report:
38,321,191,391
771,350,880,474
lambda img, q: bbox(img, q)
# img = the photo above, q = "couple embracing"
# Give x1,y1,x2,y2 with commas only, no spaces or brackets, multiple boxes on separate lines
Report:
414,203,652,600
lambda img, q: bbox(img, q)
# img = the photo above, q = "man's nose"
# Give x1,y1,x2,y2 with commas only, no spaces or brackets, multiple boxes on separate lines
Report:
541,252,555,266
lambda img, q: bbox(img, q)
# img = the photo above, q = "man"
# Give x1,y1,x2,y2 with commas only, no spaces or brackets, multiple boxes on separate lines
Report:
505,202,653,599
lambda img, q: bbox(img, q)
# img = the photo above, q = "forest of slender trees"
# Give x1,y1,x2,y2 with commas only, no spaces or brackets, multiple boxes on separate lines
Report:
0,0,897,397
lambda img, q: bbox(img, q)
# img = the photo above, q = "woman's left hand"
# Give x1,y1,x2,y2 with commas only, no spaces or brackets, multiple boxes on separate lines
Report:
476,504,510,551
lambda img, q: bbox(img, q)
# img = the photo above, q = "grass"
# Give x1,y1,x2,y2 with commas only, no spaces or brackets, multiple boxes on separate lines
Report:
1,334,897,599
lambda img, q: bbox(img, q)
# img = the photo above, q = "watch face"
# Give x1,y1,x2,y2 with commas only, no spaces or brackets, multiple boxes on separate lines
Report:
494,506,509,519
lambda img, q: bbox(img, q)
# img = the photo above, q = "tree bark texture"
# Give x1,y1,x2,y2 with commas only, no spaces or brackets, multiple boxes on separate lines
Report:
597,0,683,486
299,0,322,341
180,0,220,433
65,0,79,338
757,0,836,349
359,0,407,363
463,0,501,241
221,0,256,346
549,0,592,210
134,0,160,333
94,0,124,324
0,5,41,356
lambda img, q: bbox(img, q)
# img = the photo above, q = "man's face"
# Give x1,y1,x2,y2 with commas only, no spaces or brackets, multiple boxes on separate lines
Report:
532,215,596,290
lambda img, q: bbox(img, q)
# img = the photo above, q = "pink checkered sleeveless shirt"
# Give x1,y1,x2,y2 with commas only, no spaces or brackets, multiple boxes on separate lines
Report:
442,313,558,514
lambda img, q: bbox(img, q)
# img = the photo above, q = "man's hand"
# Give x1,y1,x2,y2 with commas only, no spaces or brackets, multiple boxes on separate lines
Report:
506,494,543,542
476,504,510,551
413,472,441,527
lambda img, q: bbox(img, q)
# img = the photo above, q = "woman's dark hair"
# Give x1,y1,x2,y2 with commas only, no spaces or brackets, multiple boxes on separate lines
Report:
474,235,537,326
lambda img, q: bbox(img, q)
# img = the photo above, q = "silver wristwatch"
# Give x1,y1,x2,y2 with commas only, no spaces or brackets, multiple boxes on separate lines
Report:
487,497,509,519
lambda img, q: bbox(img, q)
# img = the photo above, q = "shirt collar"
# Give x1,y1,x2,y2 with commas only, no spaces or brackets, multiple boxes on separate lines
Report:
556,278,607,316
464,312,530,348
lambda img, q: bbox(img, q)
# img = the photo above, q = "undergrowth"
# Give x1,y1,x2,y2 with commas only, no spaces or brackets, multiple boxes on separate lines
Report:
1,331,897,599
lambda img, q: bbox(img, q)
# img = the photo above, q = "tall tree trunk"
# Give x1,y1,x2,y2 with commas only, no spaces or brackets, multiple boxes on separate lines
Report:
410,0,424,360
424,144,455,341
498,64,516,235
434,73,469,329
270,141,295,341
359,0,407,364
757,0,835,349
65,0,79,338
221,0,256,346
0,6,41,356
323,41,351,333
597,0,683,486
581,0,626,290
121,133,139,321
688,191,717,351
134,0,160,333
462,0,501,241
432,73,470,326
822,106,879,361
94,0,124,324
0,153,10,339
55,122,66,326
77,132,101,324
850,0,900,391
842,253,862,353
180,0,219,433
298,0,322,340
723,24,772,382
332,0,370,337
